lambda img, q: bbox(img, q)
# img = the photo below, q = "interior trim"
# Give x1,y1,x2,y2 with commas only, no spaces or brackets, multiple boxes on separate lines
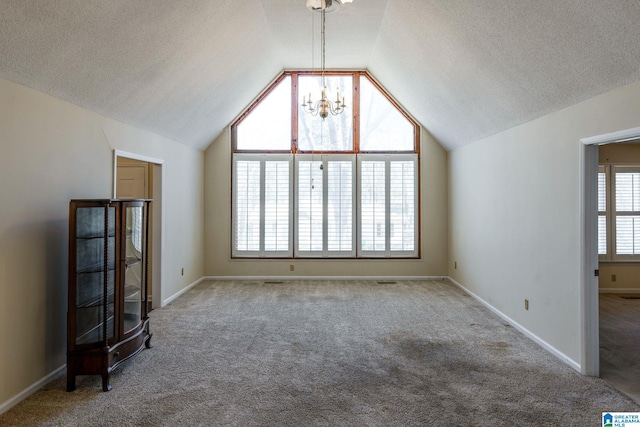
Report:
0,365,65,416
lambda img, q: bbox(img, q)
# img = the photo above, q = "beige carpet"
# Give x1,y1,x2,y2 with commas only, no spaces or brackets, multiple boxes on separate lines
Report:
1,279,637,426
600,293,640,403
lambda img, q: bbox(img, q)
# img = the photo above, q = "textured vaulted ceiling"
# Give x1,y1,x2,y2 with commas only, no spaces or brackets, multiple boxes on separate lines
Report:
1,1,640,151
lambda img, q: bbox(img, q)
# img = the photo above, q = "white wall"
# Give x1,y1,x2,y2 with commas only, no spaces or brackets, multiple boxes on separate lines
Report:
449,80,640,368
0,77,204,409
204,126,449,278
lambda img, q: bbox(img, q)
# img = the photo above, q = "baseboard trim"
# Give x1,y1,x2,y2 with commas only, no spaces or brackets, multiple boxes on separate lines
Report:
162,277,209,306
447,277,582,373
0,364,65,416
202,275,447,281
599,288,640,294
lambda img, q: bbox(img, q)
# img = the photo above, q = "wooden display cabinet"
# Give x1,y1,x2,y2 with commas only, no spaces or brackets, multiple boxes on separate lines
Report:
67,199,152,392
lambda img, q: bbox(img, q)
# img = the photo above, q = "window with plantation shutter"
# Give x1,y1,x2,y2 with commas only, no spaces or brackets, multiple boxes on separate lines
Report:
358,154,418,257
327,159,354,253
264,161,291,252
234,159,261,253
297,159,324,253
613,166,640,259
390,160,416,252
230,70,420,259
295,155,355,257
359,160,386,253
598,166,607,257
232,154,292,257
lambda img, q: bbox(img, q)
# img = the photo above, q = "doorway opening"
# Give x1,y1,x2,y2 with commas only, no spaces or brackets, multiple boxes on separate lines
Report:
581,127,640,401
113,150,164,310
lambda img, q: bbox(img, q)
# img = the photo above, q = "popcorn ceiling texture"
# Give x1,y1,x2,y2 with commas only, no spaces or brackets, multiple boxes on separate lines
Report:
0,0,639,151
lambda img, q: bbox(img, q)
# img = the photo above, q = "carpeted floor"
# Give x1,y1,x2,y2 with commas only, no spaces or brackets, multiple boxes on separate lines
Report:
1,279,637,426
600,293,640,403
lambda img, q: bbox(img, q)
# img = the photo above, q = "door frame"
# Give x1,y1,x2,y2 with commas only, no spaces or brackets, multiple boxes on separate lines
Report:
580,126,640,376
113,150,165,309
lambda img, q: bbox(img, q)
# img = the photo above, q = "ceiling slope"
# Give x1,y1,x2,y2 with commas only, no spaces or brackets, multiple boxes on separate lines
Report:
1,0,640,151
370,0,640,150
262,0,389,69
0,0,283,149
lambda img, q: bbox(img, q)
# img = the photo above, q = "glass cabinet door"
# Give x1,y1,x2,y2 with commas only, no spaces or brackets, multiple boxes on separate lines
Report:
123,205,144,335
74,206,116,345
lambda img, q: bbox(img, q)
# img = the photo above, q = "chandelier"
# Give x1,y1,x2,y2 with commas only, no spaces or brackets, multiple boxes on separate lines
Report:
301,0,352,119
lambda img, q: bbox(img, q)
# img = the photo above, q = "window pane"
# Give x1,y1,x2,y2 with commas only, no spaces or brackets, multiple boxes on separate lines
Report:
237,76,291,150
390,161,415,251
616,172,640,212
598,215,607,255
616,216,640,255
235,161,261,251
327,161,353,251
298,75,353,151
297,161,323,251
360,77,414,151
264,161,290,251
360,161,386,251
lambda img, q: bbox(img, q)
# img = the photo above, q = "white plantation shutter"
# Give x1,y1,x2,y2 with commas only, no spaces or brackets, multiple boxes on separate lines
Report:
613,166,640,260
297,159,324,253
295,155,355,257
598,167,607,257
233,153,417,260
359,159,386,254
327,160,354,253
234,159,261,252
390,161,416,252
264,161,291,252
232,154,292,257
358,154,418,257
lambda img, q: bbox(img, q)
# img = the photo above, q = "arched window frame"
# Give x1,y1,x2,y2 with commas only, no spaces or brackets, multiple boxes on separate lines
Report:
230,70,421,259
232,71,420,155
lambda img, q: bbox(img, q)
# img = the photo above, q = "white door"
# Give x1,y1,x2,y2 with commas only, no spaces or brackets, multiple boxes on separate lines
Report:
116,158,153,307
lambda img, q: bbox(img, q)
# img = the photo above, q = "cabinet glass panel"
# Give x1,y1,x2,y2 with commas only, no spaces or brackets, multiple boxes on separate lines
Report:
75,207,116,345
124,206,144,334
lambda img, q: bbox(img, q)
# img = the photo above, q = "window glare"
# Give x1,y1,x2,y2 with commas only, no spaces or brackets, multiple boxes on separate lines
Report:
237,76,291,150
360,78,414,151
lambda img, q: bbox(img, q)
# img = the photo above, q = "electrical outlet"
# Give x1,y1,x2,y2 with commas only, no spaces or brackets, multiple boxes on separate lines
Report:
612,274,617,282
181,268,184,276
525,299,529,310
290,264,295,271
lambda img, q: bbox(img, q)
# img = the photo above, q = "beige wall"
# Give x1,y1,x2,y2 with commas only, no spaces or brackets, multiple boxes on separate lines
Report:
0,77,204,408
449,80,640,369
204,126,448,278
598,143,640,292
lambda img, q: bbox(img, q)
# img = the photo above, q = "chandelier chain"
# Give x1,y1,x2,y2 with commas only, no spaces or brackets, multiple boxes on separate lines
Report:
321,7,326,89
301,0,346,120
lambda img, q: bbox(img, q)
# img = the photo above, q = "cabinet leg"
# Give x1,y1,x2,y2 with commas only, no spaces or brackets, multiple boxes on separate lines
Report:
67,374,76,392
101,373,112,392
145,332,153,349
